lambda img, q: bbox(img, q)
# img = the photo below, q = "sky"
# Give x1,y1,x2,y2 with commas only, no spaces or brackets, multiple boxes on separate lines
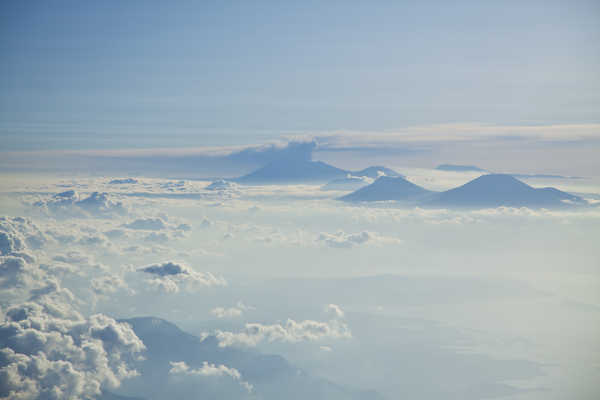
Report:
1,2,599,400
1,0,599,151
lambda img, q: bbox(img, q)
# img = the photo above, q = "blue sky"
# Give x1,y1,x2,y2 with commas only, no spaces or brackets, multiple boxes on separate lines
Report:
1,0,599,151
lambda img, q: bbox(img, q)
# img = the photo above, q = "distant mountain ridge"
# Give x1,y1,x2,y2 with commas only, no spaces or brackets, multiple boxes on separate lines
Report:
235,159,348,184
340,174,585,209
339,176,432,202
111,316,383,400
352,166,402,179
424,174,584,208
235,159,400,184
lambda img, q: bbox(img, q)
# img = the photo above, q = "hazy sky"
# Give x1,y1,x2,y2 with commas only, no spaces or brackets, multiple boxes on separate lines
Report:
1,0,599,151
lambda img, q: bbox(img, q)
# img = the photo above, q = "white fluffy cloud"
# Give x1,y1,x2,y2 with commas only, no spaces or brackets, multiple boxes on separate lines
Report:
123,217,167,230
32,191,128,218
91,274,133,298
325,303,345,318
316,230,402,248
0,256,44,295
0,214,148,399
169,361,252,393
0,216,46,258
0,302,145,399
137,261,226,293
108,178,139,185
213,304,351,347
205,180,240,193
210,301,254,319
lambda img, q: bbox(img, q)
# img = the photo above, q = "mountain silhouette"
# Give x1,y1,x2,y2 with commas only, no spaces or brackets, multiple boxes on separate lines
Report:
235,159,348,184
353,166,402,178
112,317,383,400
235,159,401,185
424,174,584,208
339,174,585,209
339,176,432,202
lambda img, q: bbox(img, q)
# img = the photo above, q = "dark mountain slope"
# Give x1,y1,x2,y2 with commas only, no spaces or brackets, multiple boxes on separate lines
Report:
340,176,432,202
112,317,384,400
352,166,402,179
425,174,584,208
235,159,349,184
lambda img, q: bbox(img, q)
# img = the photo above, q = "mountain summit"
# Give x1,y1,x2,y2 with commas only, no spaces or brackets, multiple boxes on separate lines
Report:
339,176,432,202
425,174,584,208
234,159,348,184
235,159,401,185
340,174,585,209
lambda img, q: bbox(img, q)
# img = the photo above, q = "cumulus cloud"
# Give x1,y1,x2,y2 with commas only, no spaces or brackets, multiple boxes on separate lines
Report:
213,305,351,347
108,178,139,185
169,361,253,393
137,261,226,293
48,251,106,274
28,277,76,303
32,191,128,218
139,262,190,277
325,303,345,318
0,216,46,257
0,230,24,256
0,301,145,399
144,232,170,243
104,228,127,239
0,256,43,293
91,274,132,296
123,217,167,231
316,230,402,248
210,302,254,319
176,223,192,232
77,234,111,248
0,219,93,306
205,180,239,192
116,217,192,242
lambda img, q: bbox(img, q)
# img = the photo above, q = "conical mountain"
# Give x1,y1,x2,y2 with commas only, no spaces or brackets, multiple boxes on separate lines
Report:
425,174,583,208
339,176,432,202
235,159,348,184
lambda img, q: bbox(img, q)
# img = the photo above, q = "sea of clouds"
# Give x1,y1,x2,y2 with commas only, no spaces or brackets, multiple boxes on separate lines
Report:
1,168,599,399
